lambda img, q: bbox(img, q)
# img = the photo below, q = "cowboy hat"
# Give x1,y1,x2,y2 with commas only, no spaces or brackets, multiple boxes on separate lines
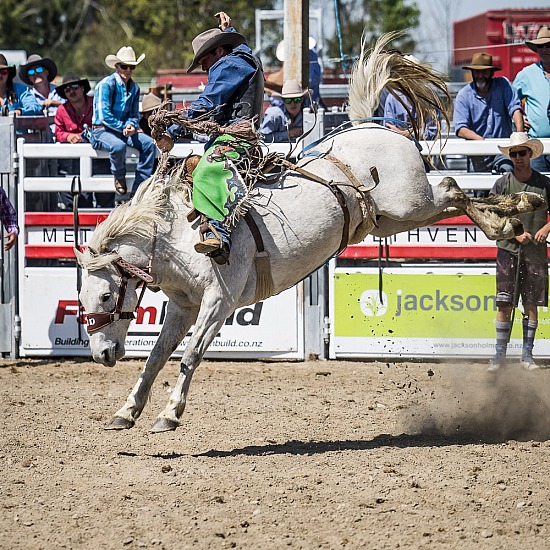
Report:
187,28,246,73
105,46,145,69
275,37,317,62
498,132,544,159
19,54,58,85
0,54,16,79
272,79,309,99
55,72,91,99
462,53,501,71
140,93,162,113
526,26,550,52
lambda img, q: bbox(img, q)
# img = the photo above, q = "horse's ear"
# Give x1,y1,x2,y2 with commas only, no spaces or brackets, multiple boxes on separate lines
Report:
74,247,85,267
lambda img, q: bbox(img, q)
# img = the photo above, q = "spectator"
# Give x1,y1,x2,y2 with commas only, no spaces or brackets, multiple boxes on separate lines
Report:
259,79,307,143
488,132,550,372
139,93,162,137
268,37,322,107
18,54,65,117
54,73,92,144
91,46,155,197
0,54,42,116
513,26,550,172
0,186,18,251
55,72,112,209
453,53,523,174
157,12,264,265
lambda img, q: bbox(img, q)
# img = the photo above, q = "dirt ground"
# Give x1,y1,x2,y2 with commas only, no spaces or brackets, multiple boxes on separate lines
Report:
0,357,549,550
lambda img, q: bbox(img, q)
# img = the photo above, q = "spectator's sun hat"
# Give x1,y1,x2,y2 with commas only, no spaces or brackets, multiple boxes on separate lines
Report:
19,54,58,85
462,53,501,71
526,26,550,52
498,132,544,159
141,93,162,113
187,28,246,73
55,72,91,99
272,79,309,99
0,54,16,79
105,46,145,69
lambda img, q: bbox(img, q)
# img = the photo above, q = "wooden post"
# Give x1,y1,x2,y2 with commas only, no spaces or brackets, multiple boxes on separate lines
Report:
283,0,309,91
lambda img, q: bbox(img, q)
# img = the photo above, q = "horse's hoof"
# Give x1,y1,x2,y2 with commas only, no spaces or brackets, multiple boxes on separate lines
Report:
150,418,179,433
105,416,135,430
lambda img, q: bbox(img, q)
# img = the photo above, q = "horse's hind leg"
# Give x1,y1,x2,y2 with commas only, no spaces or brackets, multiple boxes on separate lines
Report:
435,176,524,240
151,291,237,433
106,302,198,430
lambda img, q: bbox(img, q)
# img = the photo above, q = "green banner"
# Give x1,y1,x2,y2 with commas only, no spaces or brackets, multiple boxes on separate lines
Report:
333,271,550,339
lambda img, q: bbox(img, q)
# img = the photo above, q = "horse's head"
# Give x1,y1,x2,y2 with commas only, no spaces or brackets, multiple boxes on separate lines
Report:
78,255,147,367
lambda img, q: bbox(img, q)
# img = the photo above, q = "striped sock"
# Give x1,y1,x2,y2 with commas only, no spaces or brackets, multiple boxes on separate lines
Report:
522,318,538,359
495,320,512,356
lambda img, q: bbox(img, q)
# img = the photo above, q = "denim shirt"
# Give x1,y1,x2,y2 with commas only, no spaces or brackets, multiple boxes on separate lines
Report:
167,28,256,141
384,92,437,140
513,62,550,138
453,77,521,138
92,72,140,133
259,104,303,143
3,83,42,115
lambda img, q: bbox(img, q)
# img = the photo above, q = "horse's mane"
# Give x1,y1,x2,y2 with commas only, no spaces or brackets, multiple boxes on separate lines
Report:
348,31,451,141
78,161,189,271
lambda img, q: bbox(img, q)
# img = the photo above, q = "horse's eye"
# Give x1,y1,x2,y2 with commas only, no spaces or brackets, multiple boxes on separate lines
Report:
101,293,111,303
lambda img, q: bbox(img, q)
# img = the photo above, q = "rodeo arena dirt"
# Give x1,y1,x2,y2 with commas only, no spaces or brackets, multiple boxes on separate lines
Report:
1,358,550,549
3,26,550,550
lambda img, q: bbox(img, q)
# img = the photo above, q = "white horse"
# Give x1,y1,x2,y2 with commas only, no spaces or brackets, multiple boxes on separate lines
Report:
78,36,544,433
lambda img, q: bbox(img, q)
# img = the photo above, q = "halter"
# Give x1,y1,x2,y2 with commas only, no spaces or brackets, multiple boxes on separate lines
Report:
85,225,157,335
85,258,154,334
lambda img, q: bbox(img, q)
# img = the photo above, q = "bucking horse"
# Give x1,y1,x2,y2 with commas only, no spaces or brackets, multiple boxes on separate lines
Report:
77,34,546,433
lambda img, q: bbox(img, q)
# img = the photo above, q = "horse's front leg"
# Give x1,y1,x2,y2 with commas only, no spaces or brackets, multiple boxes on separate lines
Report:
151,292,236,433
106,302,199,430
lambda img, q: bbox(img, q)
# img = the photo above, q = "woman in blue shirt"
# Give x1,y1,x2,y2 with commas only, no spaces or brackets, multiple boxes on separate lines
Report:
0,54,42,116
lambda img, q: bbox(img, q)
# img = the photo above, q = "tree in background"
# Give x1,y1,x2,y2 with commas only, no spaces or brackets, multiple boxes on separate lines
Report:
326,0,420,69
0,0,275,77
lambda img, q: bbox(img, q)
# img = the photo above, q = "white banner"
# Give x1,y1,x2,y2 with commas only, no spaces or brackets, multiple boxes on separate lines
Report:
21,268,303,359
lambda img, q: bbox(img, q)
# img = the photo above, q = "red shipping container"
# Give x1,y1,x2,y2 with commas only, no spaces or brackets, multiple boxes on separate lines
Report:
453,9,550,81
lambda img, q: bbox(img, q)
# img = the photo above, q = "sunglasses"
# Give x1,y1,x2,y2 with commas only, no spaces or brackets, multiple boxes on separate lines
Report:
64,83,81,93
0,68,9,76
284,97,302,104
509,149,529,158
27,66,45,76
118,64,135,71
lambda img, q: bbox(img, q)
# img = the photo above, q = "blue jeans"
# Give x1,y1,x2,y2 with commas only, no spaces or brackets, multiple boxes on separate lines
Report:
205,219,231,249
530,154,550,173
90,127,155,193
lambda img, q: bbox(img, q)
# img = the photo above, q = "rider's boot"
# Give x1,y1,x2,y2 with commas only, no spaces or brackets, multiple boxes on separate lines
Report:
194,219,231,265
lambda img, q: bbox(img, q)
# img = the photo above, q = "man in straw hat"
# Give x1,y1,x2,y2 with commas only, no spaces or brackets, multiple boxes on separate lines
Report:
18,54,65,117
90,46,155,199
514,26,550,173
156,12,264,265
453,52,524,175
259,79,307,142
487,132,550,372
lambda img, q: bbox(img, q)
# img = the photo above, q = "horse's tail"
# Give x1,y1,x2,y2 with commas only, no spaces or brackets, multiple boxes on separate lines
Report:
348,31,451,141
